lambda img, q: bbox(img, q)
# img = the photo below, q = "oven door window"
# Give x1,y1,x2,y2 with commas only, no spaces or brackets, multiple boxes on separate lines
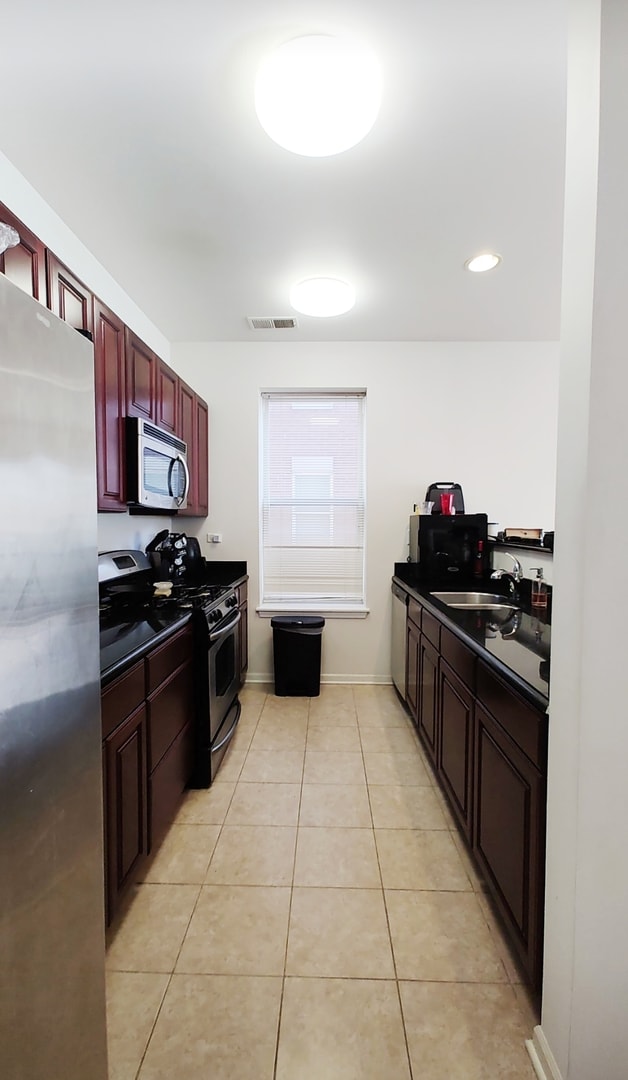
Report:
213,633,237,699
143,447,186,499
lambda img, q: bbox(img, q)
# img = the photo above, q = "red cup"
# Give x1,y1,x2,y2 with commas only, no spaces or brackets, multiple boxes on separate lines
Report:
440,491,455,514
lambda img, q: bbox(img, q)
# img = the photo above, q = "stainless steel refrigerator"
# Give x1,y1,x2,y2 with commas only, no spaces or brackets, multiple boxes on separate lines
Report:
0,273,108,1078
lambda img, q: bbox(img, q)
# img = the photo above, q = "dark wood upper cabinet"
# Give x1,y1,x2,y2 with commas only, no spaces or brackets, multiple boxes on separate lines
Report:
178,380,209,517
125,329,156,422
195,396,209,516
0,203,46,301
1,204,211,520
156,358,178,434
46,252,93,334
94,298,126,511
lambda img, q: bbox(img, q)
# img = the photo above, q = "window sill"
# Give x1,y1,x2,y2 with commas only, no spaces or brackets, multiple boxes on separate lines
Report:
256,606,369,620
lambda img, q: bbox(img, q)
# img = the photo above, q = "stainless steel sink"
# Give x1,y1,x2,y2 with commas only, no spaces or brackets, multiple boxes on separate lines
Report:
429,591,518,611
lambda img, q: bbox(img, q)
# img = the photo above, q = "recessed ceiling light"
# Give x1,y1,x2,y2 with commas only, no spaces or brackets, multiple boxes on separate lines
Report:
290,277,356,317
255,35,382,157
464,252,502,273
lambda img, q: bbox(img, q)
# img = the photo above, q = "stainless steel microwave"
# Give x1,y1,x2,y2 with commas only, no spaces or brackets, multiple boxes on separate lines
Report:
126,417,189,512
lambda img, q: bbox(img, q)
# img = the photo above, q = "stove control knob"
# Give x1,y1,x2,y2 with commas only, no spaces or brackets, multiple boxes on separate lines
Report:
226,595,237,608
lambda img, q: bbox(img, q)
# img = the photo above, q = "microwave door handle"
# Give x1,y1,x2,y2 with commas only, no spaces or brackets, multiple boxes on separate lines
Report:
169,455,190,507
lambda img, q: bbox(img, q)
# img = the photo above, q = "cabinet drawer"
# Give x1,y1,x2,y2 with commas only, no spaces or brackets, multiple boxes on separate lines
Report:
421,608,441,650
237,581,248,606
477,662,547,770
148,660,195,771
146,624,193,693
408,598,422,630
101,660,145,739
149,722,194,853
441,626,476,693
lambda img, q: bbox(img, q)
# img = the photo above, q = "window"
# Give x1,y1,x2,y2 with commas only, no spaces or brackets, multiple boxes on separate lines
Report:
259,390,366,612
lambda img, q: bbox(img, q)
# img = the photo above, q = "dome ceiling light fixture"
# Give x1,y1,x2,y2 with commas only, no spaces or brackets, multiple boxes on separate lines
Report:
254,34,382,157
464,252,502,273
290,277,356,318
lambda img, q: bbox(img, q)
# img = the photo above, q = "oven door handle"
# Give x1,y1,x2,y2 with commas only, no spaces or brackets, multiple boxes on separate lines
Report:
212,698,241,753
209,609,241,643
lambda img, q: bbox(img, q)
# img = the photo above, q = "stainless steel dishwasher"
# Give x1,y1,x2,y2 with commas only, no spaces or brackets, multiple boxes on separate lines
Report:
391,582,408,699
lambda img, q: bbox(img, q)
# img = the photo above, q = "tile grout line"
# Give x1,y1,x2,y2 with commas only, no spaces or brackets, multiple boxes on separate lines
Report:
360,689,416,1080
271,691,309,1080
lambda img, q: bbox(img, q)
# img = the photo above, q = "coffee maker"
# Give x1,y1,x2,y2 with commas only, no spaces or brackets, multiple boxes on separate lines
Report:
410,514,488,584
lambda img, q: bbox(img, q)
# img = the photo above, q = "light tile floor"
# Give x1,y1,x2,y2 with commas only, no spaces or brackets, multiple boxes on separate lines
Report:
105,683,539,1080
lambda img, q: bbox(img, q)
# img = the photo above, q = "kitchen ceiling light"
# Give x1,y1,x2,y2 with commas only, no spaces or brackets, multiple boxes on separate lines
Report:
464,252,502,273
290,277,356,317
255,35,382,157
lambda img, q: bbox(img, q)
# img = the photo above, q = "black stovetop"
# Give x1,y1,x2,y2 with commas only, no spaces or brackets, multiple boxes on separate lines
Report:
99,575,233,682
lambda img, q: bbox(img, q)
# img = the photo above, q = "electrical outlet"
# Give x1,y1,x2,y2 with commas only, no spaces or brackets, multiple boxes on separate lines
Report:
209,533,222,543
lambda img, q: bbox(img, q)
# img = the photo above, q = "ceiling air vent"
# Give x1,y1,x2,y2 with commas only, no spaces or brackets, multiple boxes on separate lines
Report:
247,316,298,330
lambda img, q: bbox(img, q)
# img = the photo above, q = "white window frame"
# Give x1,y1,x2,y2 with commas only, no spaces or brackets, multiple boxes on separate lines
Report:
258,389,368,618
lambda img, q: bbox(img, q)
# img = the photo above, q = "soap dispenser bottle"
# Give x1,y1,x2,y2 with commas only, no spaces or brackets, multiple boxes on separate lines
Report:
530,567,548,609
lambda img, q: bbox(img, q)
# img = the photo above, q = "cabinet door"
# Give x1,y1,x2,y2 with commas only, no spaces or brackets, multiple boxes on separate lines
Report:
406,618,420,725
473,703,546,989
0,203,46,301
417,634,439,765
125,329,156,421
104,704,148,924
94,298,126,511
148,660,194,774
438,659,474,838
195,396,209,516
177,383,208,517
177,380,198,515
46,252,93,333
156,358,178,434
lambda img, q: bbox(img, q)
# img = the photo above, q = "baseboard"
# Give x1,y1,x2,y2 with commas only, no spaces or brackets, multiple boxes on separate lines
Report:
526,1027,564,1080
244,673,392,686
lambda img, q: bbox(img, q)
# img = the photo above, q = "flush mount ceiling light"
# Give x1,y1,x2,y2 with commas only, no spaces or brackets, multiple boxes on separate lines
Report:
464,252,502,273
290,277,356,317
255,34,382,156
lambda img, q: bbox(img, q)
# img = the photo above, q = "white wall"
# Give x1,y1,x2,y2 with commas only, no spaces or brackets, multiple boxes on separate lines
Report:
0,151,170,361
171,340,559,682
540,2,628,1079
97,512,173,556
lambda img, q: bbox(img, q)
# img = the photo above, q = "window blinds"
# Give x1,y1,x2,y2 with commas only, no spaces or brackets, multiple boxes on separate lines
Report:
260,390,366,608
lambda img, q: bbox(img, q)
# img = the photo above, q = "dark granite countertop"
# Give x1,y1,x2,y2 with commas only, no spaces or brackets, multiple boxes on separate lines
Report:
100,609,192,686
393,564,550,709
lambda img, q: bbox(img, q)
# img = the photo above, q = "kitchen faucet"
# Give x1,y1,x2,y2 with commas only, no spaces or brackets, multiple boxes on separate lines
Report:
490,552,524,599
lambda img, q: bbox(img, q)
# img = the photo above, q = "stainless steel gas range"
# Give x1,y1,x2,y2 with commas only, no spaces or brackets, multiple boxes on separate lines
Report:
99,550,242,785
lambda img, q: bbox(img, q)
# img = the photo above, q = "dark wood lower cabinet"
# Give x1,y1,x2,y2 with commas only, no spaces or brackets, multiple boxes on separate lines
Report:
417,634,439,765
400,586,548,995
103,704,148,924
406,618,420,724
150,723,194,853
474,702,546,989
438,659,474,839
102,625,196,925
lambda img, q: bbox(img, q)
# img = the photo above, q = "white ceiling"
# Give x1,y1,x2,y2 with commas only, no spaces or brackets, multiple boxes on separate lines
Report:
1,0,567,343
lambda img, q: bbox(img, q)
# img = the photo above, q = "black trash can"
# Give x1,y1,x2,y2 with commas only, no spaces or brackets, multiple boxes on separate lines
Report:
271,616,325,696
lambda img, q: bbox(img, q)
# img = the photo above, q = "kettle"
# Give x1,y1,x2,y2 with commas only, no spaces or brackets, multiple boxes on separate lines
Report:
145,530,204,582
